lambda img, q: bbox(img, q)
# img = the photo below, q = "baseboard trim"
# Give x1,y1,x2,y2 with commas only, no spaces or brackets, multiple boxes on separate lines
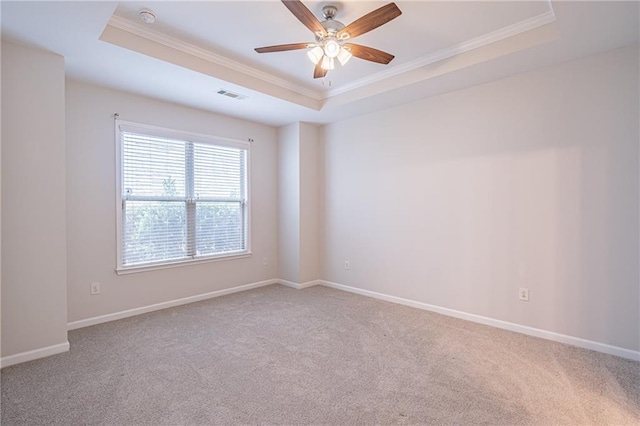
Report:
68,278,279,330
64,276,639,361
1,341,70,369
319,280,640,361
278,279,321,290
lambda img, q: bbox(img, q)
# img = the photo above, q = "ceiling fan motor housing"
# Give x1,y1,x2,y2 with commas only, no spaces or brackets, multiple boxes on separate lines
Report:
318,7,345,61
322,5,338,20
320,5,345,36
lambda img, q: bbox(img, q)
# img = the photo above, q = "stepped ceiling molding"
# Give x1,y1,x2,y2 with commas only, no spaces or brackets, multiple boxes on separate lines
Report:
2,1,638,125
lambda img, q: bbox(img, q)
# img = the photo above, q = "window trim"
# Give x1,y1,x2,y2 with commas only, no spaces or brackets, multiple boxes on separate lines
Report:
114,119,252,274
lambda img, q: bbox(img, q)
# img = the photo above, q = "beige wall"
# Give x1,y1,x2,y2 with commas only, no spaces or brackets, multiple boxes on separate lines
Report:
65,80,278,323
1,42,68,357
322,46,640,351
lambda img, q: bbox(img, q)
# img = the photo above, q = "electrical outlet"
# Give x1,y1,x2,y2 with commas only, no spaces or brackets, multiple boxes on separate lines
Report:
519,287,529,301
263,257,268,266
90,282,101,295
344,260,350,270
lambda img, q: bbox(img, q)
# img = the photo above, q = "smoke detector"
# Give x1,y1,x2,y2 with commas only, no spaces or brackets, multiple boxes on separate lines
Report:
139,9,156,24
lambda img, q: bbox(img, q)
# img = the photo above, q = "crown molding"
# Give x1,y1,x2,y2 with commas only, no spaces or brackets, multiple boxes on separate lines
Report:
324,7,557,99
107,15,323,101
106,3,556,105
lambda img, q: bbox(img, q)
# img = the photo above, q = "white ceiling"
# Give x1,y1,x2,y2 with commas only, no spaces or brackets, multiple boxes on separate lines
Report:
2,1,638,126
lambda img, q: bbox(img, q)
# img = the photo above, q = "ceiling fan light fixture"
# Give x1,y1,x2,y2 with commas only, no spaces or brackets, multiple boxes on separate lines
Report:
307,46,324,65
254,1,402,79
323,38,340,58
321,55,334,70
337,47,352,66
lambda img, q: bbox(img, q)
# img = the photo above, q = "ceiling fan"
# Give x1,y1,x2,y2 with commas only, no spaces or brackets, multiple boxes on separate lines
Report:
255,0,402,79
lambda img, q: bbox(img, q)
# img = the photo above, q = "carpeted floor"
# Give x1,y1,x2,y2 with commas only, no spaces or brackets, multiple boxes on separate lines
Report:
1,284,639,425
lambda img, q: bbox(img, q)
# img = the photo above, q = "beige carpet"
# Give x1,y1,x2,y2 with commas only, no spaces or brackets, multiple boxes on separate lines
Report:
1,284,639,425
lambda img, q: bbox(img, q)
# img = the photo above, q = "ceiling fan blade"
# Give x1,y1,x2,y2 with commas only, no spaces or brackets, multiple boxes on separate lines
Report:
314,62,328,79
282,0,327,37
344,44,395,64
255,43,312,53
338,3,402,39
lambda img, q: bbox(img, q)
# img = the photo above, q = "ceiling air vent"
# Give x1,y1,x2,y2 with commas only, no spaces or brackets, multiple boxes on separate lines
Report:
216,89,247,101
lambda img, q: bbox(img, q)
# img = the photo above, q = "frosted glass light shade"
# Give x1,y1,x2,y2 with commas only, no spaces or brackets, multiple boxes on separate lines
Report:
307,46,324,65
321,55,335,70
337,47,352,66
323,39,340,58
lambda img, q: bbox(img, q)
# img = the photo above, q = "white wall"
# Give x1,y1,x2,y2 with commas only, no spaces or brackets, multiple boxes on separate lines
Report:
3,39,636,364
277,123,301,283
1,42,68,357
299,123,320,284
277,123,321,285
65,80,278,323
1,36,3,360
322,46,639,352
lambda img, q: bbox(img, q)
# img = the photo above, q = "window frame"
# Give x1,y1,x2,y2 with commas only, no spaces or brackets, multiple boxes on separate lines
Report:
115,120,251,275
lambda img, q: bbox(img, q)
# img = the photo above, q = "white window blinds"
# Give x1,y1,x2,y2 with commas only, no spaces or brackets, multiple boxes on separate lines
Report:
117,121,249,270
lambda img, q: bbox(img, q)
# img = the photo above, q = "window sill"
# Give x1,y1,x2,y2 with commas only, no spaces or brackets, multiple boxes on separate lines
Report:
115,252,252,275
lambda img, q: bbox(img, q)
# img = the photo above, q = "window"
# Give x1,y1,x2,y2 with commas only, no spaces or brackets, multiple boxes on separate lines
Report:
115,120,250,272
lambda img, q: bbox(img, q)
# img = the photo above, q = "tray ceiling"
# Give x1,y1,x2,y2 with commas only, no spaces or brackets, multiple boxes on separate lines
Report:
2,1,638,126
